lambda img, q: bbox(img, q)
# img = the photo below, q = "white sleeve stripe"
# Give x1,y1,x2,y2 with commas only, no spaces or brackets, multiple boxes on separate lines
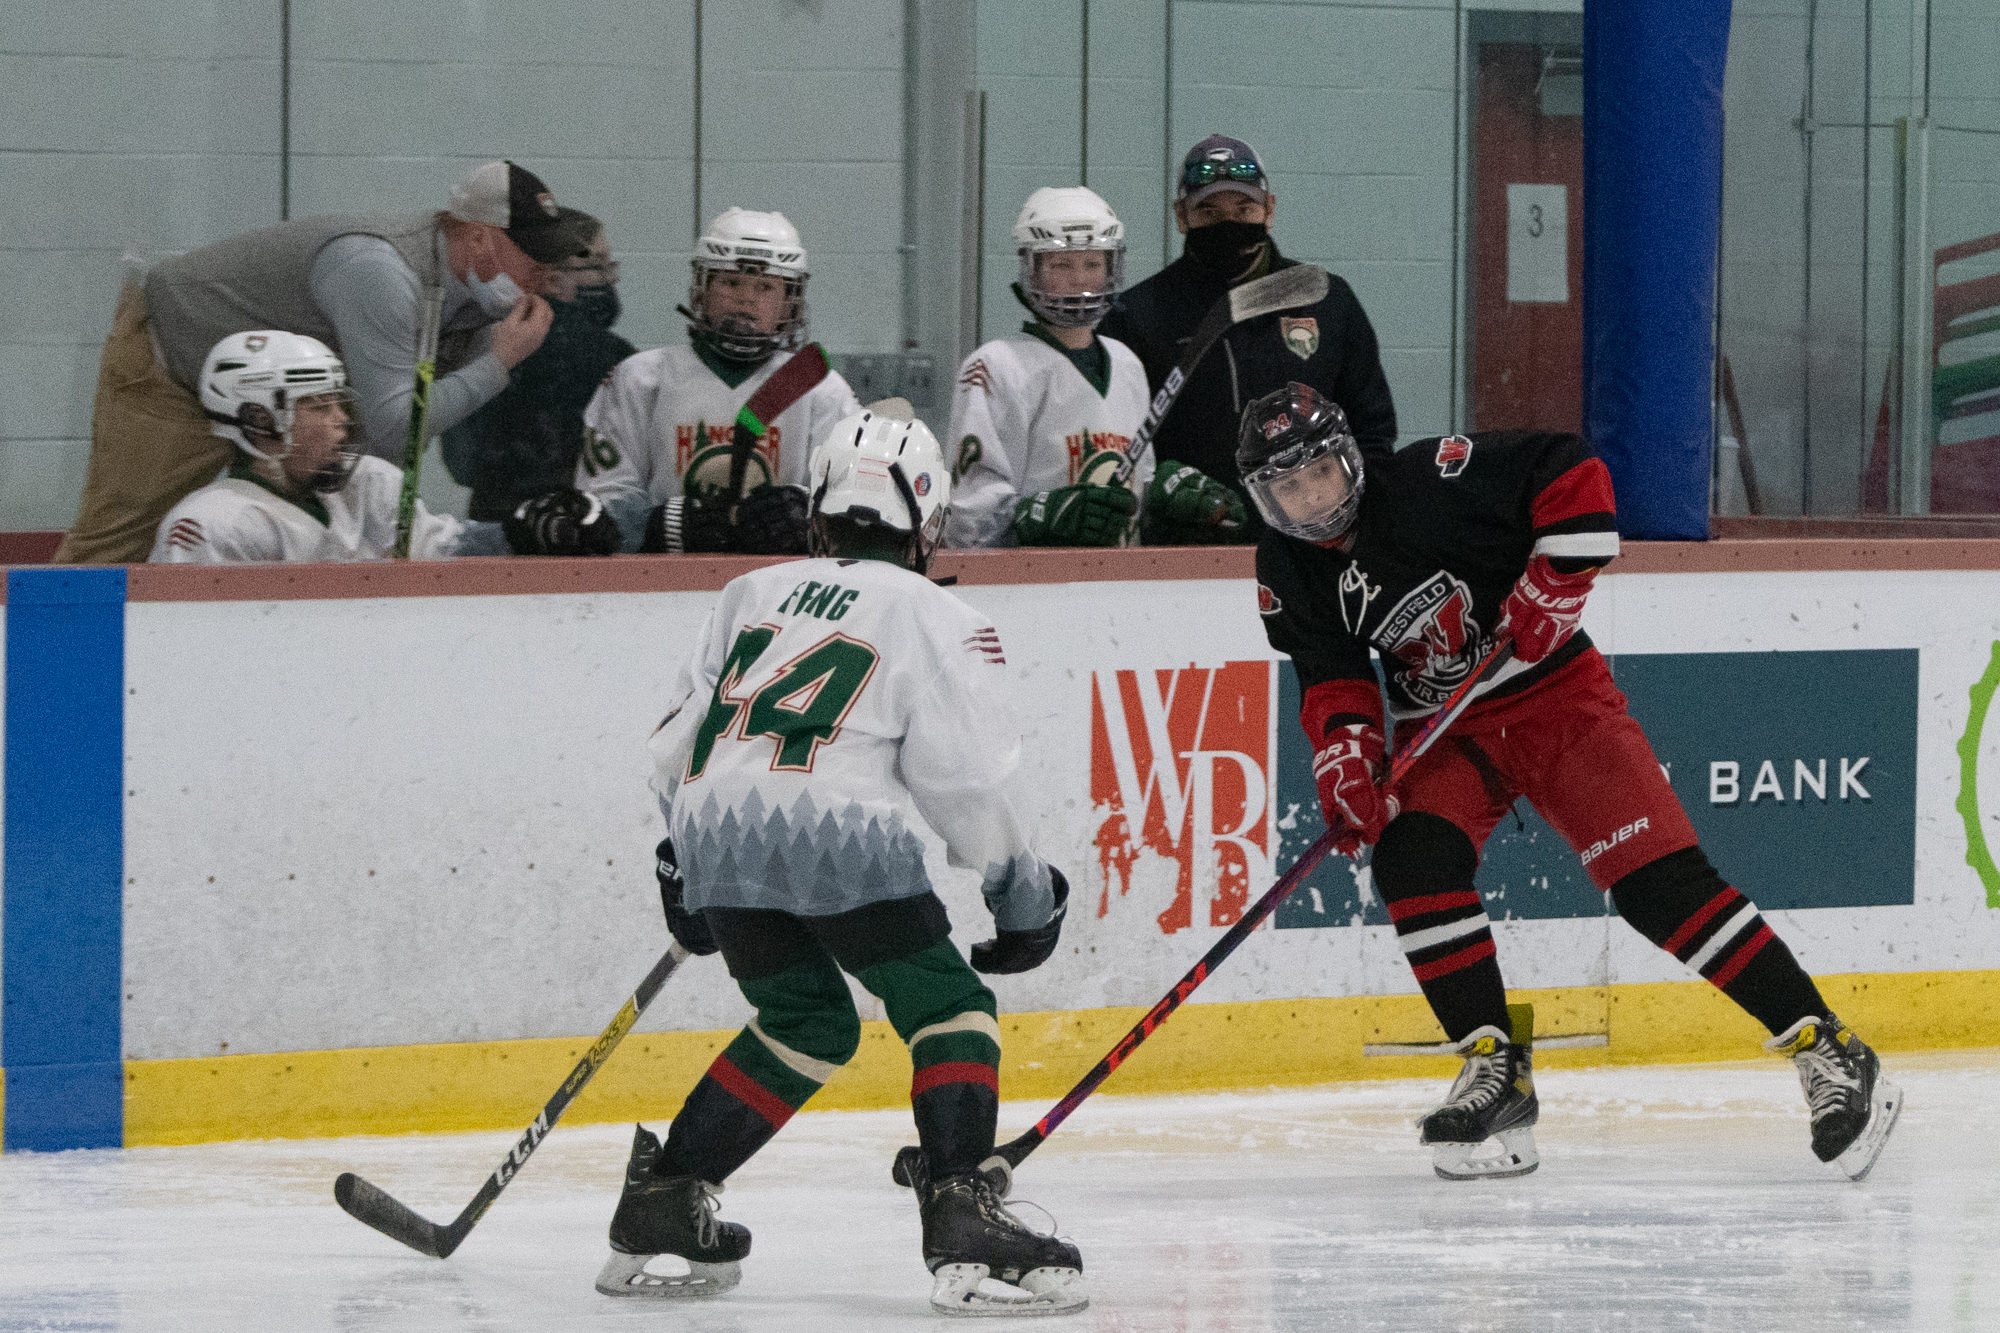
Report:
1534,531,1620,559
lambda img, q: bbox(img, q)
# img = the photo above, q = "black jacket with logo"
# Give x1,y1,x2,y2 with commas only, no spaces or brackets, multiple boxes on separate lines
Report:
1256,430,1619,728
1098,241,1398,530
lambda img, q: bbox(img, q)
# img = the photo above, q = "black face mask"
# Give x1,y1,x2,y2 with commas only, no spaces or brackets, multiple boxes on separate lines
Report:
566,283,621,330
1184,218,1269,269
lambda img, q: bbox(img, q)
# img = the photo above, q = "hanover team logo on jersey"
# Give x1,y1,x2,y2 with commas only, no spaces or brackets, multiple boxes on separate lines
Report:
1257,583,1283,616
1090,662,1272,936
1436,435,1474,478
1280,317,1318,360
959,359,994,395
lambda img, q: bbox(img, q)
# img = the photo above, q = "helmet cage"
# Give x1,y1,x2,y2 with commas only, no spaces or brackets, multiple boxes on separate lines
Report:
1016,242,1125,329
687,262,809,360
1242,433,1365,543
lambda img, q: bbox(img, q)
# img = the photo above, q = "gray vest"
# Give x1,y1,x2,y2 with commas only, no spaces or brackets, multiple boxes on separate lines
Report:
145,212,473,390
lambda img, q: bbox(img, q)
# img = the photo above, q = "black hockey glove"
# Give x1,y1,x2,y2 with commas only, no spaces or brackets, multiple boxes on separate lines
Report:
504,488,621,556
733,484,812,555
655,837,718,956
640,495,735,554
971,868,1069,975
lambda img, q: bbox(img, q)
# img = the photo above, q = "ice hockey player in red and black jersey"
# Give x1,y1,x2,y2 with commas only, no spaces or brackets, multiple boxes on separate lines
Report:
1243,382,1902,1182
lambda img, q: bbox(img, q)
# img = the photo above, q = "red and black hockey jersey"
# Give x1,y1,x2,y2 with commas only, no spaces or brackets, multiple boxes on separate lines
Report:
1255,430,1618,736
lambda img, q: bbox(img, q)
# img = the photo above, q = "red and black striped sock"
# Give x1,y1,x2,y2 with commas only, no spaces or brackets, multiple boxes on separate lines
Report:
862,943,1002,1178
1373,813,1511,1043
659,1024,833,1183
1612,846,1829,1036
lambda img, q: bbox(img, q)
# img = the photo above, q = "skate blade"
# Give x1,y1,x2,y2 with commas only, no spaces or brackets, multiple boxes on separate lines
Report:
1833,1079,1904,1182
594,1249,741,1298
1431,1127,1540,1181
930,1263,1089,1317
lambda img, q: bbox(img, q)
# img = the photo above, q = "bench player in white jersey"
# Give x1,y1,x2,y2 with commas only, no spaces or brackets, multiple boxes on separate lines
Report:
599,408,1086,1317
945,187,1153,547
510,207,862,556
149,331,506,564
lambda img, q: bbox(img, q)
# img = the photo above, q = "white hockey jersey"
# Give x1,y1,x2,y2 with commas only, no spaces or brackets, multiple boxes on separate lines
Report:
648,556,1055,929
943,327,1154,548
577,344,863,551
149,456,477,564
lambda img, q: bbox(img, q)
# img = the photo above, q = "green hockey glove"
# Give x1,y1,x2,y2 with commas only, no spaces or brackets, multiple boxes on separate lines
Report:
1144,463,1247,543
1012,482,1137,547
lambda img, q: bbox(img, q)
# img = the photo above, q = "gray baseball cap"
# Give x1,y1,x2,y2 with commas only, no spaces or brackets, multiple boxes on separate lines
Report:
1177,134,1270,206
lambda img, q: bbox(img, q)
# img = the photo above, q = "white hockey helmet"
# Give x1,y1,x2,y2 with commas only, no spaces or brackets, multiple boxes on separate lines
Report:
199,331,358,487
807,407,951,573
1013,186,1125,328
685,207,810,360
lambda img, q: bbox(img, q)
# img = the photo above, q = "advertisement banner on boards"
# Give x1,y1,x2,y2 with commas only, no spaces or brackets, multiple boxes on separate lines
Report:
1089,649,1919,939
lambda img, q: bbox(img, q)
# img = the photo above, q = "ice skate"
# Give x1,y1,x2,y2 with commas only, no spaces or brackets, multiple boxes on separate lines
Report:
1765,1015,1903,1180
1416,1024,1539,1180
595,1125,751,1298
920,1171,1087,1317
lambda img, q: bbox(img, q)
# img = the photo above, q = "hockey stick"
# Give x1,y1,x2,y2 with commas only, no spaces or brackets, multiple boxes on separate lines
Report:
894,636,1516,1186
726,342,831,507
334,942,691,1258
1110,263,1331,488
391,285,446,559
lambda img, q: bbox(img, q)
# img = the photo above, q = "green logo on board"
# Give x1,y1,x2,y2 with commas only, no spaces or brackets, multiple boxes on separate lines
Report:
1957,640,2000,908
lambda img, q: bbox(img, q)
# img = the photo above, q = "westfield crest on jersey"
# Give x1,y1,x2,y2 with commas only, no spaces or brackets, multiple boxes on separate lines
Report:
1375,572,1486,707
1090,662,1272,935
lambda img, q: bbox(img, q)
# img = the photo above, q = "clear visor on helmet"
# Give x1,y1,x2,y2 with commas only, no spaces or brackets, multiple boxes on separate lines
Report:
1018,243,1125,329
272,388,359,492
1243,435,1363,542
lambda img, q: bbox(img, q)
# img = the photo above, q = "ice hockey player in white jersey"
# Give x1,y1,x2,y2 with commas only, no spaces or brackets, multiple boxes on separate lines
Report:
149,331,506,564
945,186,1152,548
598,407,1087,1317
509,207,862,556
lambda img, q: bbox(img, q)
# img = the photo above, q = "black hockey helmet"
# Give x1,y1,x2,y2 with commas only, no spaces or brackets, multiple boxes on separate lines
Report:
1236,382,1364,542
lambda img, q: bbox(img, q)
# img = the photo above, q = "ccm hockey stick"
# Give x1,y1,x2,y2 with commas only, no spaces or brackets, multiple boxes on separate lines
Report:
391,285,446,559
1110,263,1331,488
894,636,1517,1186
335,942,691,1258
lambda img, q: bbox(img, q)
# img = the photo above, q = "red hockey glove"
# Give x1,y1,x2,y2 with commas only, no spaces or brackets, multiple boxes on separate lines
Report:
1313,723,1398,857
1498,555,1596,665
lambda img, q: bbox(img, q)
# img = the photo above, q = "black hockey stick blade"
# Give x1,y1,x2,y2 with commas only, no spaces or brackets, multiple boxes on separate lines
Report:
334,942,690,1258
334,1171,461,1259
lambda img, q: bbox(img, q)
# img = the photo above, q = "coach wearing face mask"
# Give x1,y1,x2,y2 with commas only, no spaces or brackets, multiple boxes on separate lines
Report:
442,207,637,525
1099,134,1396,545
55,160,563,564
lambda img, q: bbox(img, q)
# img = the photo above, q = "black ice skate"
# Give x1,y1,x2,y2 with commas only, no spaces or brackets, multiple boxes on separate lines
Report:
1416,1024,1540,1180
595,1125,751,1298
920,1171,1087,1317
1764,1015,1903,1180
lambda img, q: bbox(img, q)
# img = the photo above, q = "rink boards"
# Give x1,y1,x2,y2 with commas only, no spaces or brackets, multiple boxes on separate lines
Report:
4,542,2000,1149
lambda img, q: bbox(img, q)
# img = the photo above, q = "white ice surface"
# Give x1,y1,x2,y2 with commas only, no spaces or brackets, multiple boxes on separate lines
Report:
4,1053,1995,1331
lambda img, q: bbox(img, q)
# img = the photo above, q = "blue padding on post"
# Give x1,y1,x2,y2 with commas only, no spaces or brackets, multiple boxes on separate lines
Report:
4,567,126,1151
1582,0,1732,541
2,1062,124,1152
